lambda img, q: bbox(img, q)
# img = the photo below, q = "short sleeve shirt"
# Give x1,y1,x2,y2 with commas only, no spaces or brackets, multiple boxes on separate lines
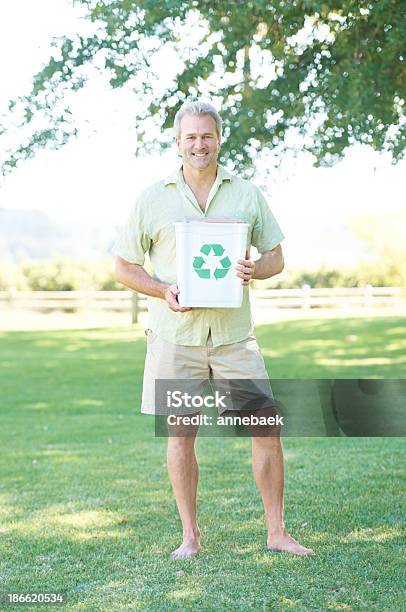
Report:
112,164,284,346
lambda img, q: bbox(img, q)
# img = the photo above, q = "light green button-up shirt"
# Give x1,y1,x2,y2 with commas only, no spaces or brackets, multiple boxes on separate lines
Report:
112,164,284,347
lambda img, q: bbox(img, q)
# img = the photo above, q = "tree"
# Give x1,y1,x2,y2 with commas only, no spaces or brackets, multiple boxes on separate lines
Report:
350,210,406,287
1,0,405,176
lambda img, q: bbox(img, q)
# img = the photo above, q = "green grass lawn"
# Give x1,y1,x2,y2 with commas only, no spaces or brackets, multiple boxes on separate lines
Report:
0,316,405,610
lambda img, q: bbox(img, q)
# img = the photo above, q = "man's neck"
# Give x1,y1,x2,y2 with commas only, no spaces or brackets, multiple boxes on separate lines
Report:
182,163,218,191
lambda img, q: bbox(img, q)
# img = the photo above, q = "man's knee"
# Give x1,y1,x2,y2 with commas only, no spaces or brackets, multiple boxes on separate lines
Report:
166,412,201,438
167,436,197,466
245,405,282,438
167,416,200,442
252,434,282,450
167,435,197,448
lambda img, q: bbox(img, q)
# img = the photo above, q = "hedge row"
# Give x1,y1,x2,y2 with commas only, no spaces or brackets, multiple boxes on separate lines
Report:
0,258,123,291
0,257,403,291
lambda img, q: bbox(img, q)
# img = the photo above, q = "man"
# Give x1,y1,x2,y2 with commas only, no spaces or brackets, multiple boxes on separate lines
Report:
113,99,314,559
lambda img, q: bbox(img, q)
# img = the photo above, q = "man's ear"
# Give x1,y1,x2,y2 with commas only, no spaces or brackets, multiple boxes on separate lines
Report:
176,138,182,156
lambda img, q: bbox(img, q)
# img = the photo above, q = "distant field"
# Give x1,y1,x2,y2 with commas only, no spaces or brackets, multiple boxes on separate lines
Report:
0,315,405,610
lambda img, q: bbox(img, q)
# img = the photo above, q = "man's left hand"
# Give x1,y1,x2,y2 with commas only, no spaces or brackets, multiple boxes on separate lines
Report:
235,250,255,285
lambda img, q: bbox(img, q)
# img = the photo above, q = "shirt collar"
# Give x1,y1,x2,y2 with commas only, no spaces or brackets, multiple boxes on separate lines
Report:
164,164,233,187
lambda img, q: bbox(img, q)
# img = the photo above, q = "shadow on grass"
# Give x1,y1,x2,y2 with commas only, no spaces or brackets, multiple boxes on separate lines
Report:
2,505,404,610
255,316,406,377
1,437,404,610
1,321,405,609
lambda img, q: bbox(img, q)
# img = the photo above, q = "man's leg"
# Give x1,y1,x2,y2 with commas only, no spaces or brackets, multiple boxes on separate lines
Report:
252,432,314,555
167,419,201,559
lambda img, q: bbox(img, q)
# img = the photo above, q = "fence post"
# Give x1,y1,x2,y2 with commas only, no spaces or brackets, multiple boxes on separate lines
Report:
131,292,138,324
81,290,92,312
301,284,311,309
7,288,17,309
364,284,373,308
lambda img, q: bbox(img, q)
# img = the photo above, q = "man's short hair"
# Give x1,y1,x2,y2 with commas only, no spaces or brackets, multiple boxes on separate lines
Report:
174,99,222,139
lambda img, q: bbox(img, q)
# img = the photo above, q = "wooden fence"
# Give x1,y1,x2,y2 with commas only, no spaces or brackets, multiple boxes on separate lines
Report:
0,286,404,323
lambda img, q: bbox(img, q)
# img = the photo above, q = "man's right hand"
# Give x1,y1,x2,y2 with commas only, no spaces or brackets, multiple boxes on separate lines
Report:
163,284,192,312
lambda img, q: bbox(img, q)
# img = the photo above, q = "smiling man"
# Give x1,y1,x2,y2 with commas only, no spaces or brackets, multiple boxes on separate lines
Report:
113,99,314,559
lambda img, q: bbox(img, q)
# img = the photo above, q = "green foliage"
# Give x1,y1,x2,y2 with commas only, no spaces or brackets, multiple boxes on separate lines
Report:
350,210,406,287
1,1,405,175
254,262,405,289
21,259,84,291
0,263,29,291
4,258,125,291
91,259,127,290
0,256,403,291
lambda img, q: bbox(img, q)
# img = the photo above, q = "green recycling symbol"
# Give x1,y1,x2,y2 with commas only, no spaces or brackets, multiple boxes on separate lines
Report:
193,243,232,280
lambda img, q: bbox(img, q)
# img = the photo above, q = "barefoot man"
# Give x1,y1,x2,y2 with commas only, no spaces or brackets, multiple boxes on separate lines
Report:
113,99,314,559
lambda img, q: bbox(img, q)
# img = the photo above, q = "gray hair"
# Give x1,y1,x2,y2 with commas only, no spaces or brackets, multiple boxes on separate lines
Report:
174,99,222,138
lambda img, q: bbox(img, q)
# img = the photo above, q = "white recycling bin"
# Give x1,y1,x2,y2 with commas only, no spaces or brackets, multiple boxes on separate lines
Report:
174,220,249,308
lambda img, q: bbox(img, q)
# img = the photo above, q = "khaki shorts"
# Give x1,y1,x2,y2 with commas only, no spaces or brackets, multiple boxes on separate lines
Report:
141,329,274,415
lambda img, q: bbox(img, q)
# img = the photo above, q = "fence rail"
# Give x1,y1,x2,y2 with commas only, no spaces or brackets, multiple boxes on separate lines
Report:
0,286,404,322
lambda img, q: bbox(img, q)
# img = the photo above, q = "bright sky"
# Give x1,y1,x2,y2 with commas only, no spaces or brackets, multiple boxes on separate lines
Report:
0,0,405,268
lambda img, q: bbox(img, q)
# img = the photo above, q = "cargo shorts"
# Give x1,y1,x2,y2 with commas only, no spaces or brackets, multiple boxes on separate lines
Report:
141,329,276,417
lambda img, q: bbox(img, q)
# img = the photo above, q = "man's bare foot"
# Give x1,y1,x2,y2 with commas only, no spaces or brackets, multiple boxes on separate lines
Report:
267,530,315,556
170,537,201,560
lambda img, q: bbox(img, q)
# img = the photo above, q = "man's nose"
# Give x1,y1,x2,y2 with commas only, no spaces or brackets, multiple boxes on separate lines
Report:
194,137,205,148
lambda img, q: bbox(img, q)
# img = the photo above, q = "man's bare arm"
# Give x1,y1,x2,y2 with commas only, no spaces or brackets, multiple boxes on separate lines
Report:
115,256,191,312
236,245,284,284
252,244,284,280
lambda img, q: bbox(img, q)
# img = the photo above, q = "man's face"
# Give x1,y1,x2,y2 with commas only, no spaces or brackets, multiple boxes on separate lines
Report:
176,113,221,172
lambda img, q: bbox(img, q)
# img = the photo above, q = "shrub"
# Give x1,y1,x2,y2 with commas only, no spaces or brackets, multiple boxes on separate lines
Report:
253,263,405,290
15,258,126,291
0,263,28,291
0,257,403,292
